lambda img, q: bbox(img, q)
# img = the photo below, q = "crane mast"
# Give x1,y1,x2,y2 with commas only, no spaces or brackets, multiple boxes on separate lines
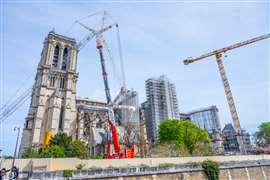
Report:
76,13,134,159
183,34,270,154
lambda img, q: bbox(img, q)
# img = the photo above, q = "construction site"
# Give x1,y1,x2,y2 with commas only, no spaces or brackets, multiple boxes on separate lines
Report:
0,8,269,159
0,2,270,176
0,11,148,160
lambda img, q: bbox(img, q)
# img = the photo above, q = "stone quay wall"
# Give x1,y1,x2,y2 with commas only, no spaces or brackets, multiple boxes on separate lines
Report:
1,155,270,179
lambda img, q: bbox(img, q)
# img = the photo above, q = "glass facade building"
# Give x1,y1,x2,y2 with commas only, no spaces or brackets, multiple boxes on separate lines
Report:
188,105,221,134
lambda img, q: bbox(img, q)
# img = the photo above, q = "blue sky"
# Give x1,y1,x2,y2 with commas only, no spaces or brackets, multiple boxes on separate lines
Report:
0,0,269,155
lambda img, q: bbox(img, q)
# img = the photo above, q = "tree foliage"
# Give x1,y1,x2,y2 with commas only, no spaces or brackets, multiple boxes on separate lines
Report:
150,143,190,157
39,145,65,158
65,140,87,158
50,132,73,150
159,119,211,154
21,132,87,158
254,122,270,147
21,147,40,158
202,160,219,180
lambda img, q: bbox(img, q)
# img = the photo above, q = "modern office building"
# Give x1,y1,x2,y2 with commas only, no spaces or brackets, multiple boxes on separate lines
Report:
143,75,179,144
184,106,224,154
187,105,221,134
222,123,252,154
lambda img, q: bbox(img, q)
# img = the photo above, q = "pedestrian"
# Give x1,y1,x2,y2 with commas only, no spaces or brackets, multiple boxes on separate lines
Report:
0,168,10,180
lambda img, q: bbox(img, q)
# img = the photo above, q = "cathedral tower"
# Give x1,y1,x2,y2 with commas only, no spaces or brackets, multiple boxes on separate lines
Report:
20,31,78,151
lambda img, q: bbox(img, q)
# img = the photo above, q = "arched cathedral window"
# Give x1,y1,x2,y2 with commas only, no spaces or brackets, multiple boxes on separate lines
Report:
59,105,64,131
52,45,59,68
62,48,68,70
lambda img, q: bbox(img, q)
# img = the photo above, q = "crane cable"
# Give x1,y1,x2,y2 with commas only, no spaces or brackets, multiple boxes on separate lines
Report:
105,11,127,90
0,69,54,124
0,70,35,111
103,39,122,88
0,88,32,123
115,24,126,90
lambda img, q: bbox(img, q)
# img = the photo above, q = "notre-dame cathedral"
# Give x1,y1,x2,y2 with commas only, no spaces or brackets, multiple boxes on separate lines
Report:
20,31,78,151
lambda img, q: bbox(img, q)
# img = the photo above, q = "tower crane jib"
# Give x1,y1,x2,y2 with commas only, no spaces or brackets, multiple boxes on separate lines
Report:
182,33,270,154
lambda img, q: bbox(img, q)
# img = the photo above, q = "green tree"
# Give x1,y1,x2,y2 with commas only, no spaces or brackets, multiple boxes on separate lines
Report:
65,140,87,158
21,147,40,158
159,119,211,154
254,122,270,147
20,132,88,159
50,132,72,150
39,145,65,158
50,132,87,158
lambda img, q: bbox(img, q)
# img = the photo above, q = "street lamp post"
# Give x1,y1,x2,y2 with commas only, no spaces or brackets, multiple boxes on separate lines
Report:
11,127,20,170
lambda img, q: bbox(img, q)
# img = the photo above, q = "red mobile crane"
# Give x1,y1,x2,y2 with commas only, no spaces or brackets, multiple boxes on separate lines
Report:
76,12,134,159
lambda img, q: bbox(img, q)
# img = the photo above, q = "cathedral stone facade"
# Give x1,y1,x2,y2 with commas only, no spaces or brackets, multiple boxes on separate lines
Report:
20,31,78,151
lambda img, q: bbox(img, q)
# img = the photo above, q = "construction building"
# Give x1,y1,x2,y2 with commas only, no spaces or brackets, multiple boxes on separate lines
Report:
76,91,143,157
222,123,252,154
182,105,224,154
142,75,179,144
114,89,140,126
20,31,78,152
76,98,109,156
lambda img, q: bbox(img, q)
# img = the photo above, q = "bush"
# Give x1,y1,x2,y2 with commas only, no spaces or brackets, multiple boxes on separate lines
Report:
88,155,103,159
192,143,215,156
20,132,88,159
21,148,40,158
202,160,219,180
76,163,85,170
65,140,87,158
39,145,65,158
150,143,190,157
63,170,72,178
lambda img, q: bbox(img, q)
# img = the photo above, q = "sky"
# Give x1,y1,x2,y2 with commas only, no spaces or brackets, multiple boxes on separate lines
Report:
0,0,269,155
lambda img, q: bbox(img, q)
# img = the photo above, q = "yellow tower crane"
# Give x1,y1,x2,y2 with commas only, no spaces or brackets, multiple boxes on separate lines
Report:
183,34,270,154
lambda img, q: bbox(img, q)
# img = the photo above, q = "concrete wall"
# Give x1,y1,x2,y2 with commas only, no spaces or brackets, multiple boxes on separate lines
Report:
2,155,270,171
1,155,270,179
13,161,270,179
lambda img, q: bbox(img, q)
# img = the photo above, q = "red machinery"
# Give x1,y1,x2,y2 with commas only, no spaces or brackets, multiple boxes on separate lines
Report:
76,12,135,159
106,120,134,159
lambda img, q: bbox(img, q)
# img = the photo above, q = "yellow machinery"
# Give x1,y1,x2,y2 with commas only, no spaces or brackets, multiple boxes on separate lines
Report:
43,131,53,148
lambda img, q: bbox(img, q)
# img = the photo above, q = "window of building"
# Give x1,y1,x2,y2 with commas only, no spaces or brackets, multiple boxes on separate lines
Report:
59,106,64,131
62,48,68,70
52,45,59,68
60,77,65,89
50,76,56,87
